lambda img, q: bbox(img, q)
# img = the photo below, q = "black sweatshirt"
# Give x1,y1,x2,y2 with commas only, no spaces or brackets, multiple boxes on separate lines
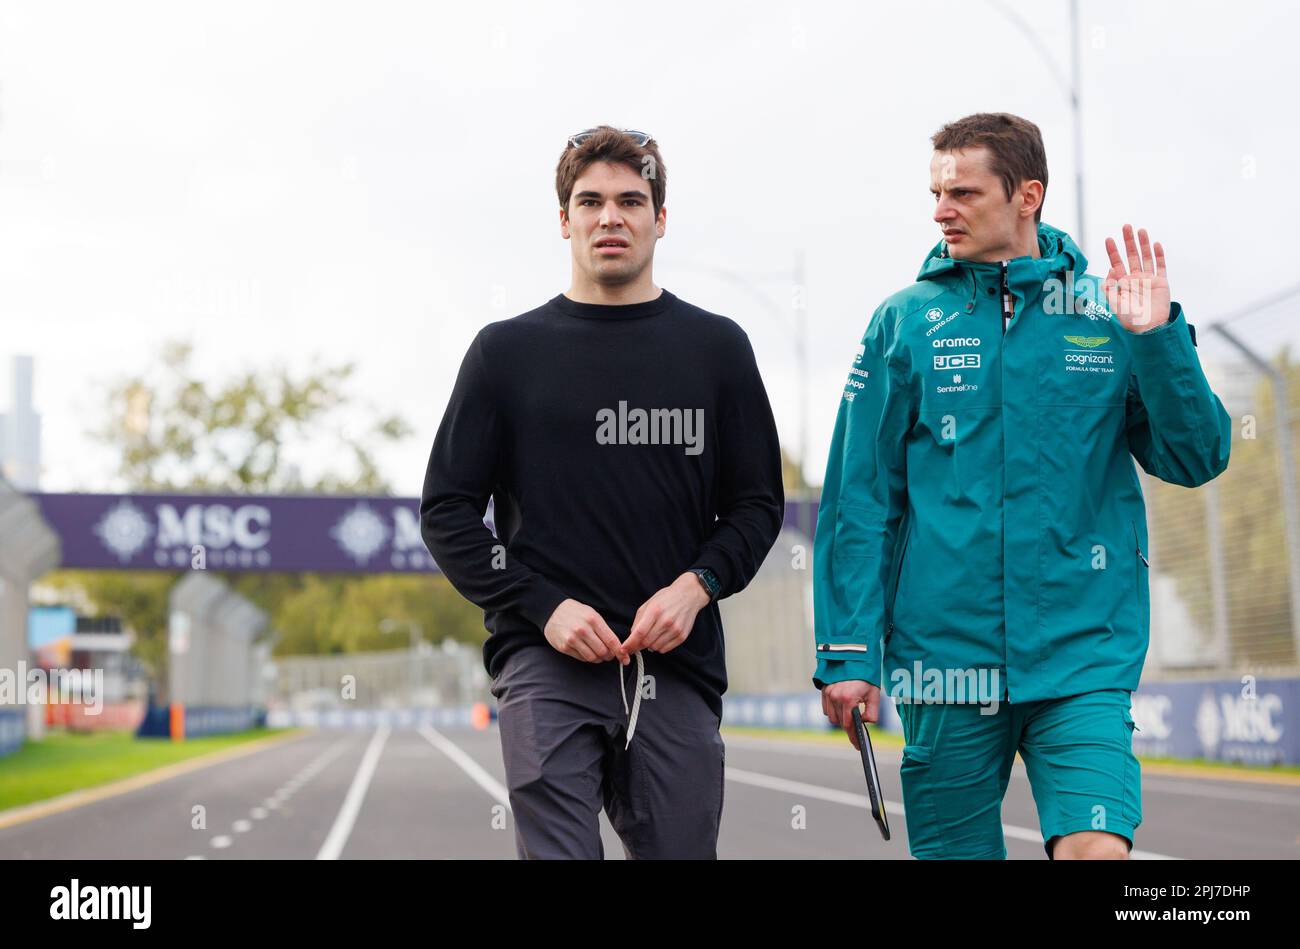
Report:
419,288,785,716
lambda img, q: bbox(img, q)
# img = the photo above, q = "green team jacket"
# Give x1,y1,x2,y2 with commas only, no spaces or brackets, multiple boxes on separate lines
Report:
812,222,1231,703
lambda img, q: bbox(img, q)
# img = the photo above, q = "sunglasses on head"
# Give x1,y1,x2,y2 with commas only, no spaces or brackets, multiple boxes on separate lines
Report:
567,128,654,149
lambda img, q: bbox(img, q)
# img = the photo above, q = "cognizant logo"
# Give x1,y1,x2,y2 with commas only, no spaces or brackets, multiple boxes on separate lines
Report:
1065,352,1114,365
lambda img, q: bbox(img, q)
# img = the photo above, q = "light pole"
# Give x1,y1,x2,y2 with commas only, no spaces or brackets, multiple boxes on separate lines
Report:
380,618,424,702
663,252,810,519
987,0,1087,250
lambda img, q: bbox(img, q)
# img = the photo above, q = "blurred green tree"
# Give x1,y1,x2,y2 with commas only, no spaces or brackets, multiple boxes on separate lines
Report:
41,339,485,686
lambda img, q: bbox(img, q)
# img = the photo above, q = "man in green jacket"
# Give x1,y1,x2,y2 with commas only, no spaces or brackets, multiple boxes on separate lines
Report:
813,112,1231,859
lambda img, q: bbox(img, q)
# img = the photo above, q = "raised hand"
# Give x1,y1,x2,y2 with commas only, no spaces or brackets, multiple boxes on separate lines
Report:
1103,224,1171,333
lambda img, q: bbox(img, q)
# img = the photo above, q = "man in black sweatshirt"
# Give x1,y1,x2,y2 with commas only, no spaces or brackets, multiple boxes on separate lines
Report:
419,126,784,859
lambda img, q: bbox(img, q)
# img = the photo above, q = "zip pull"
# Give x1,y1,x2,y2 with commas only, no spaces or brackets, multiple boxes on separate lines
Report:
1131,521,1150,567
1001,259,1013,334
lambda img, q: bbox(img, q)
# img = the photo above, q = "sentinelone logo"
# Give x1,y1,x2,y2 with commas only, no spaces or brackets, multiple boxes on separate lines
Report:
50,879,150,929
596,401,704,456
932,336,981,393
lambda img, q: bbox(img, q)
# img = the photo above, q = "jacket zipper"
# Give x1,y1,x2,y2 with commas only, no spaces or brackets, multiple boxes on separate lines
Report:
999,259,1012,678
1001,259,1013,334
1131,521,1149,567
884,518,913,645
1131,521,1149,602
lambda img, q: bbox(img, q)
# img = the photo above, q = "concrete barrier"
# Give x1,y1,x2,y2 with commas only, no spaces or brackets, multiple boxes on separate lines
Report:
0,478,60,757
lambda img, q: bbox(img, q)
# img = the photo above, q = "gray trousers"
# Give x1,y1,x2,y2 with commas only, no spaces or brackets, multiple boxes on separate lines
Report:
489,643,725,859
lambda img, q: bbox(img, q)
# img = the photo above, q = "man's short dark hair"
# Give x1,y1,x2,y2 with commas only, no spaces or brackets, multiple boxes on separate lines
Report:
932,113,1048,222
556,126,667,217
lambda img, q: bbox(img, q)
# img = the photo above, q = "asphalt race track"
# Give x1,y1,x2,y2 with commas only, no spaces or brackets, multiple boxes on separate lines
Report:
1,728,1296,860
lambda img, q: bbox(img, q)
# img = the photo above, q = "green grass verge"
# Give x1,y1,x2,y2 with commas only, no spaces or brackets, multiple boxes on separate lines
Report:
0,727,299,812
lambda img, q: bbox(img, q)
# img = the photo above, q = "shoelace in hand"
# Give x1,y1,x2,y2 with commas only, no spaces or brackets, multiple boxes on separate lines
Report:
618,651,645,749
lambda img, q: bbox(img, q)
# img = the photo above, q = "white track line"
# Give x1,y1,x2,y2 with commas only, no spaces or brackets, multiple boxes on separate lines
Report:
725,734,1299,805
316,726,391,860
417,724,511,809
1138,777,1300,806
724,766,1177,860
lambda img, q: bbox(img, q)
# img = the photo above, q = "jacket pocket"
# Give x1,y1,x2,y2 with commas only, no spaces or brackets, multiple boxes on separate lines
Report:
901,743,932,765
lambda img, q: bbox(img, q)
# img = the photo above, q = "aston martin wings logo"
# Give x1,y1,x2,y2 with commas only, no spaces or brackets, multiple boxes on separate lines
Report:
1063,335,1110,348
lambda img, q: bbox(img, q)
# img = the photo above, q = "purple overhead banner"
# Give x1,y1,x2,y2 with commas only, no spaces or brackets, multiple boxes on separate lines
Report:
29,493,820,574
31,493,441,573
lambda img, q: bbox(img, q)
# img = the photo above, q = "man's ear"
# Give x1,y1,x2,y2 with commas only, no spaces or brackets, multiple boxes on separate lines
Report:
1019,180,1045,220
559,206,570,239
656,204,667,238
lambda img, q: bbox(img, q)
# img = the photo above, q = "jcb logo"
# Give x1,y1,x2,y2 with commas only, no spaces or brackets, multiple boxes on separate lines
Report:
934,353,980,371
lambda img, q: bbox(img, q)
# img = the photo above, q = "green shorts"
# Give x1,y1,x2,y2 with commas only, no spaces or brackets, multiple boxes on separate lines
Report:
897,688,1142,859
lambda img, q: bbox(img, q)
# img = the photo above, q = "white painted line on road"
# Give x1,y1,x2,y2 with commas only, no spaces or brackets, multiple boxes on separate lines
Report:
727,766,873,810
0,729,309,833
724,766,1178,860
232,819,252,833
184,855,205,860
417,724,511,810
316,725,391,860
725,736,884,761
210,836,232,849
727,735,1300,803
274,739,352,811
251,807,268,820
1140,777,1300,807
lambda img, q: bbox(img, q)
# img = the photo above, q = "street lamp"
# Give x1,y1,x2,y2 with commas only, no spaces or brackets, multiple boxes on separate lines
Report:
987,0,1087,250
380,618,424,702
662,253,810,513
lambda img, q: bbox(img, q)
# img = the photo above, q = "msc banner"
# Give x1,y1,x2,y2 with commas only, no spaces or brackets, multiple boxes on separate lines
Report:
30,493,440,573
1130,677,1298,766
738,677,1299,766
29,493,822,574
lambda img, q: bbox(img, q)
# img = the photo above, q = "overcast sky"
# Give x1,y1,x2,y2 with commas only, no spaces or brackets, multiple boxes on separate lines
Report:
2,0,1296,495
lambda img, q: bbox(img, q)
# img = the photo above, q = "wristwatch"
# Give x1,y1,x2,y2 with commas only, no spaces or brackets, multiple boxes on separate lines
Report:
689,567,722,603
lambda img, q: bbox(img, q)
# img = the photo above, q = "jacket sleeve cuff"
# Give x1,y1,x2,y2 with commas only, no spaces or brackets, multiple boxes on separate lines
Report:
812,654,881,691
1118,301,1188,343
1123,302,1200,383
